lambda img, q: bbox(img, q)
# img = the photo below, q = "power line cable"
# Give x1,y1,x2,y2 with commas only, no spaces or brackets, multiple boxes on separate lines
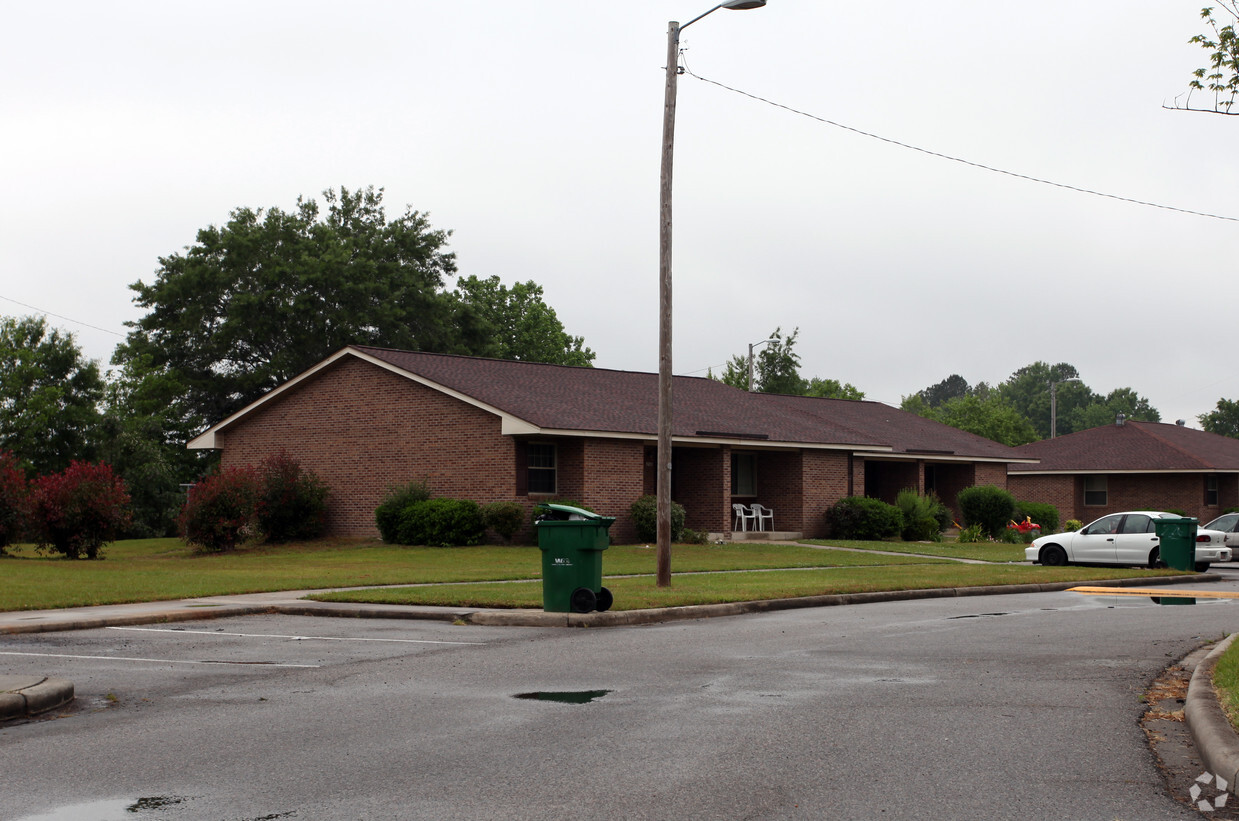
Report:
0,294,126,337
682,64,1239,224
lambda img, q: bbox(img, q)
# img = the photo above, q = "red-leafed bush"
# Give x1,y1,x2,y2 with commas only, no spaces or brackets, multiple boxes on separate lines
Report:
0,451,31,554
32,461,132,559
255,453,328,543
178,467,260,553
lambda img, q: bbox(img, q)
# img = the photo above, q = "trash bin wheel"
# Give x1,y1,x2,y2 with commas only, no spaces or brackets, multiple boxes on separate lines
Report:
570,587,597,613
595,587,613,613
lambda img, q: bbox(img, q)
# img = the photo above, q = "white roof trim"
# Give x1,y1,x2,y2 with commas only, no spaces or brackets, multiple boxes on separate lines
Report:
188,346,540,449
861,452,1037,465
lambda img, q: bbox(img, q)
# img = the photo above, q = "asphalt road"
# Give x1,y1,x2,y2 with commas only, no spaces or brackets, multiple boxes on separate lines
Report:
4,574,1239,820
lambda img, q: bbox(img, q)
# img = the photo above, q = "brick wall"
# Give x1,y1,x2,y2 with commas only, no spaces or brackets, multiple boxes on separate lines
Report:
755,451,802,532
217,357,520,537
581,438,646,544
1009,471,1232,526
799,450,851,537
674,446,729,535
1007,475,1075,524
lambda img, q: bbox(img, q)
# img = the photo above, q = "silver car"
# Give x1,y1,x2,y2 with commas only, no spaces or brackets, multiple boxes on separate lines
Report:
1026,511,1232,571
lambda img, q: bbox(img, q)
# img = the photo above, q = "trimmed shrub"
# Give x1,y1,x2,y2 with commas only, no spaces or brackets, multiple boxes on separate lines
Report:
680,527,709,545
1065,519,1083,531
1013,500,1059,535
825,496,902,540
483,501,526,543
396,498,485,546
255,453,329,543
32,461,133,559
629,494,686,543
179,467,260,553
957,485,1016,537
375,481,432,543
0,451,31,555
895,488,946,542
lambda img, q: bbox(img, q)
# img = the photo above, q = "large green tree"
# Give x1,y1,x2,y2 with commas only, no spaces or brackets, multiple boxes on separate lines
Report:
0,315,104,474
1201,398,1239,437
452,275,594,366
115,186,488,429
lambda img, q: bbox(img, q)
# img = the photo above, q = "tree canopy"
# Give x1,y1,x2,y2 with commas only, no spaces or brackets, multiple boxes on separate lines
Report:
1200,398,1239,437
0,315,104,475
115,186,480,430
452,275,594,367
713,327,864,399
903,362,1160,445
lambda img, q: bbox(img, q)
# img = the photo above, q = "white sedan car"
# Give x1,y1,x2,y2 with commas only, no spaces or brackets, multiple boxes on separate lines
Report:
1026,511,1232,571
1202,513,1239,556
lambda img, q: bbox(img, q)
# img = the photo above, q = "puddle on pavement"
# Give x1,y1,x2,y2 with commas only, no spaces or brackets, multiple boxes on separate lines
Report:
13,796,186,820
514,690,611,704
946,612,1011,620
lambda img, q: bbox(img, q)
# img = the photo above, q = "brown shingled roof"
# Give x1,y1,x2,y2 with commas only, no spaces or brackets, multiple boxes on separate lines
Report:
353,347,1023,460
1010,420,1239,472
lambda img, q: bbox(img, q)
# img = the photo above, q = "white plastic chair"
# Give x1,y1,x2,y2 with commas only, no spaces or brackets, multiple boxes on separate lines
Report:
732,504,756,532
751,503,774,531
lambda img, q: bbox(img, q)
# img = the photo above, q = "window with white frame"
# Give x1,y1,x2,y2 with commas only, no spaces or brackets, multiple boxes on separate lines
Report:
527,443,557,494
731,453,756,496
1083,475,1107,506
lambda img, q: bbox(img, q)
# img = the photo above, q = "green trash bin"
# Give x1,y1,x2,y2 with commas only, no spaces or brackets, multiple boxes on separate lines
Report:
1153,516,1198,571
535,504,615,613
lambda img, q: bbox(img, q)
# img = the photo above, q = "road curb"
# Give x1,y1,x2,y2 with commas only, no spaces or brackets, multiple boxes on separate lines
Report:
0,676,74,722
1185,632,1239,792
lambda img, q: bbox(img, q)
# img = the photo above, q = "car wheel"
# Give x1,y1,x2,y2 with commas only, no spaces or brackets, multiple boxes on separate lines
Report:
1149,547,1164,569
1195,562,1211,573
1041,545,1068,566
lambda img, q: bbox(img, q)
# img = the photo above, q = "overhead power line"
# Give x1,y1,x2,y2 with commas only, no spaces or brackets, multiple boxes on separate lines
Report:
683,65,1239,224
0,294,126,337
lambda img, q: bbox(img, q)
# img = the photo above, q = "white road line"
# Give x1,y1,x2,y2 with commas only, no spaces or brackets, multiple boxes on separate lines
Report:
0,651,320,668
106,626,486,646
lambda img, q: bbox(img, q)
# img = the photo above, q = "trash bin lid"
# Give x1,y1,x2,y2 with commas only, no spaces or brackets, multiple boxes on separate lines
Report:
535,503,607,521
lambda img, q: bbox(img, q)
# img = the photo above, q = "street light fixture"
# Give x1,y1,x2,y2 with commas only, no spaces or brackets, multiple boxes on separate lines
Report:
747,337,778,392
1049,377,1081,439
657,0,766,588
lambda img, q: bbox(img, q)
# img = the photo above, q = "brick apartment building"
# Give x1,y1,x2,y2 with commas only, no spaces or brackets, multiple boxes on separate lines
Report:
1008,418,1239,525
188,346,1032,542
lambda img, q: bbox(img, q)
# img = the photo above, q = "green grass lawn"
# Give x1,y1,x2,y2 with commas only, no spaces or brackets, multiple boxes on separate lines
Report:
801,539,1029,563
0,538,940,612
311,563,1167,610
0,536,1183,613
1210,638,1239,732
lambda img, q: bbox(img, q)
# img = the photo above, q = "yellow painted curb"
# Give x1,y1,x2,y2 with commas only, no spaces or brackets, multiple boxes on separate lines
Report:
1069,586,1239,599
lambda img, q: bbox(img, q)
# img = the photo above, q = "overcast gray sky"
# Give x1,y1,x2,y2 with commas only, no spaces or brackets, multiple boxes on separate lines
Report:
3,1,1236,429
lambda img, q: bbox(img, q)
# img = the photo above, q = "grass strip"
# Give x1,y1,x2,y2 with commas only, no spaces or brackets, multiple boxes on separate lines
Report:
310,564,1176,611
1210,637,1239,732
800,539,1027,563
0,539,941,612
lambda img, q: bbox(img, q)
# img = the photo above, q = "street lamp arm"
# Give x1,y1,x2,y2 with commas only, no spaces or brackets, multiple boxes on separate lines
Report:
679,1,767,37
